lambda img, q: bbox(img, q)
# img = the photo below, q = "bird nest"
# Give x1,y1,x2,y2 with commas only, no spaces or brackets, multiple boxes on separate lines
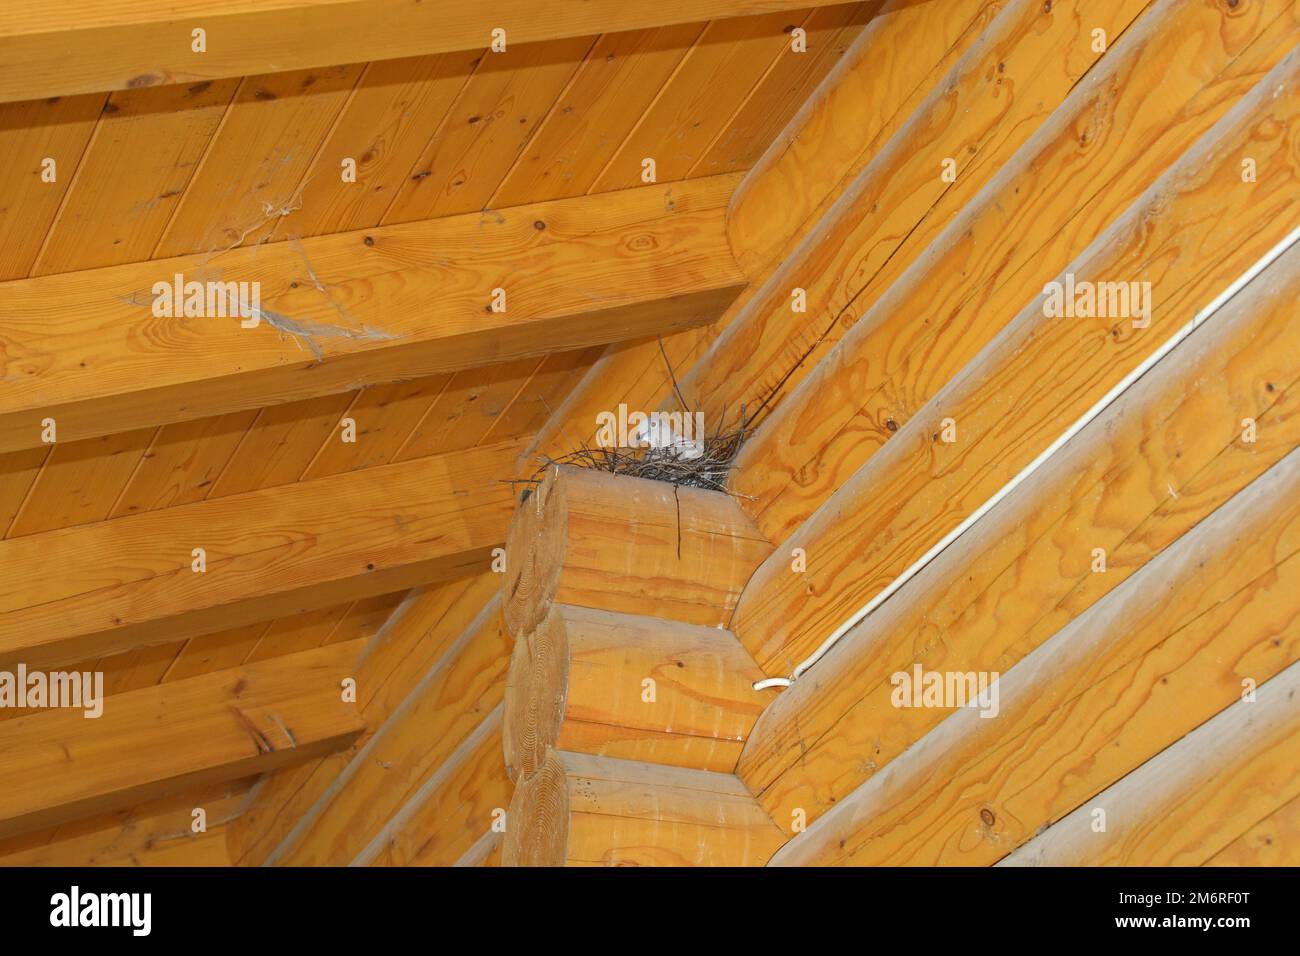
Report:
530,409,753,494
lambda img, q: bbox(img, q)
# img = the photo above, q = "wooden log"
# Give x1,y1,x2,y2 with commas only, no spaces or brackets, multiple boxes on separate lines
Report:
770,447,1300,865
738,235,1300,830
680,0,1151,445
351,704,512,866
502,465,770,637
1206,794,1300,867
227,572,501,866
503,749,784,866
728,0,1300,543
1001,661,1300,867
731,46,1300,676
725,0,1003,276
504,604,774,779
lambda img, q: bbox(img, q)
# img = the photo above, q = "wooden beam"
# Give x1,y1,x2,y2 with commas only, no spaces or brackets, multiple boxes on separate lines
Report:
731,47,1300,676
503,465,770,638
1001,661,1300,867
0,174,744,454
0,641,365,840
770,448,1300,865
505,604,774,778
0,1,839,104
504,749,784,866
265,597,511,866
0,438,524,671
739,239,1300,830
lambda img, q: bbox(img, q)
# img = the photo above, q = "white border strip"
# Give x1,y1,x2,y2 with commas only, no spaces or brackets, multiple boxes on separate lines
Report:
754,222,1300,692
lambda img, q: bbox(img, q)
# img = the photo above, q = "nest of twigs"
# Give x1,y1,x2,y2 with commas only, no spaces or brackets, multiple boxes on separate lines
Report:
510,337,764,498
532,406,754,494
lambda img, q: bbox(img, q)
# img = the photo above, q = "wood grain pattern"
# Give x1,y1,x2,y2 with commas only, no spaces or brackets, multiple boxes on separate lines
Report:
0,174,743,454
772,449,1300,865
0,779,252,867
226,573,502,866
0,93,105,280
503,464,771,637
267,598,511,866
504,749,783,866
31,79,239,276
1001,661,1300,867
0,0,841,104
504,604,774,777
0,641,366,840
740,238,1300,830
725,0,1004,276
731,0,1300,543
0,437,524,670
731,46,1300,676
683,0,1152,460
352,703,511,866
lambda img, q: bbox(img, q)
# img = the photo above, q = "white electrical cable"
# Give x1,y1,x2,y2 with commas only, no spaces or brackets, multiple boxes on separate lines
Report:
754,222,1300,693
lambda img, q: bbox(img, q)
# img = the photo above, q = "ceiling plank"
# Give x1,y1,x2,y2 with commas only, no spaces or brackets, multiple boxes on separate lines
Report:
0,437,524,671
0,640,365,840
0,0,843,104
0,172,744,455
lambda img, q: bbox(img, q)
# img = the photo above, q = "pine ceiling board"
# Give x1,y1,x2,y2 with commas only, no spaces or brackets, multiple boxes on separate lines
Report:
478,347,604,446
243,603,355,664
151,63,364,260
326,591,407,643
5,427,155,538
0,445,49,534
391,357,544,461
205,391,358,499
271,51,480,241
0,92,104,281
109,410,260,518
590,10,806,192
298,374,452,481
691,2,873,176
163,622,272,683
489,23,705,207
31,79,239,277
379,35,596,225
